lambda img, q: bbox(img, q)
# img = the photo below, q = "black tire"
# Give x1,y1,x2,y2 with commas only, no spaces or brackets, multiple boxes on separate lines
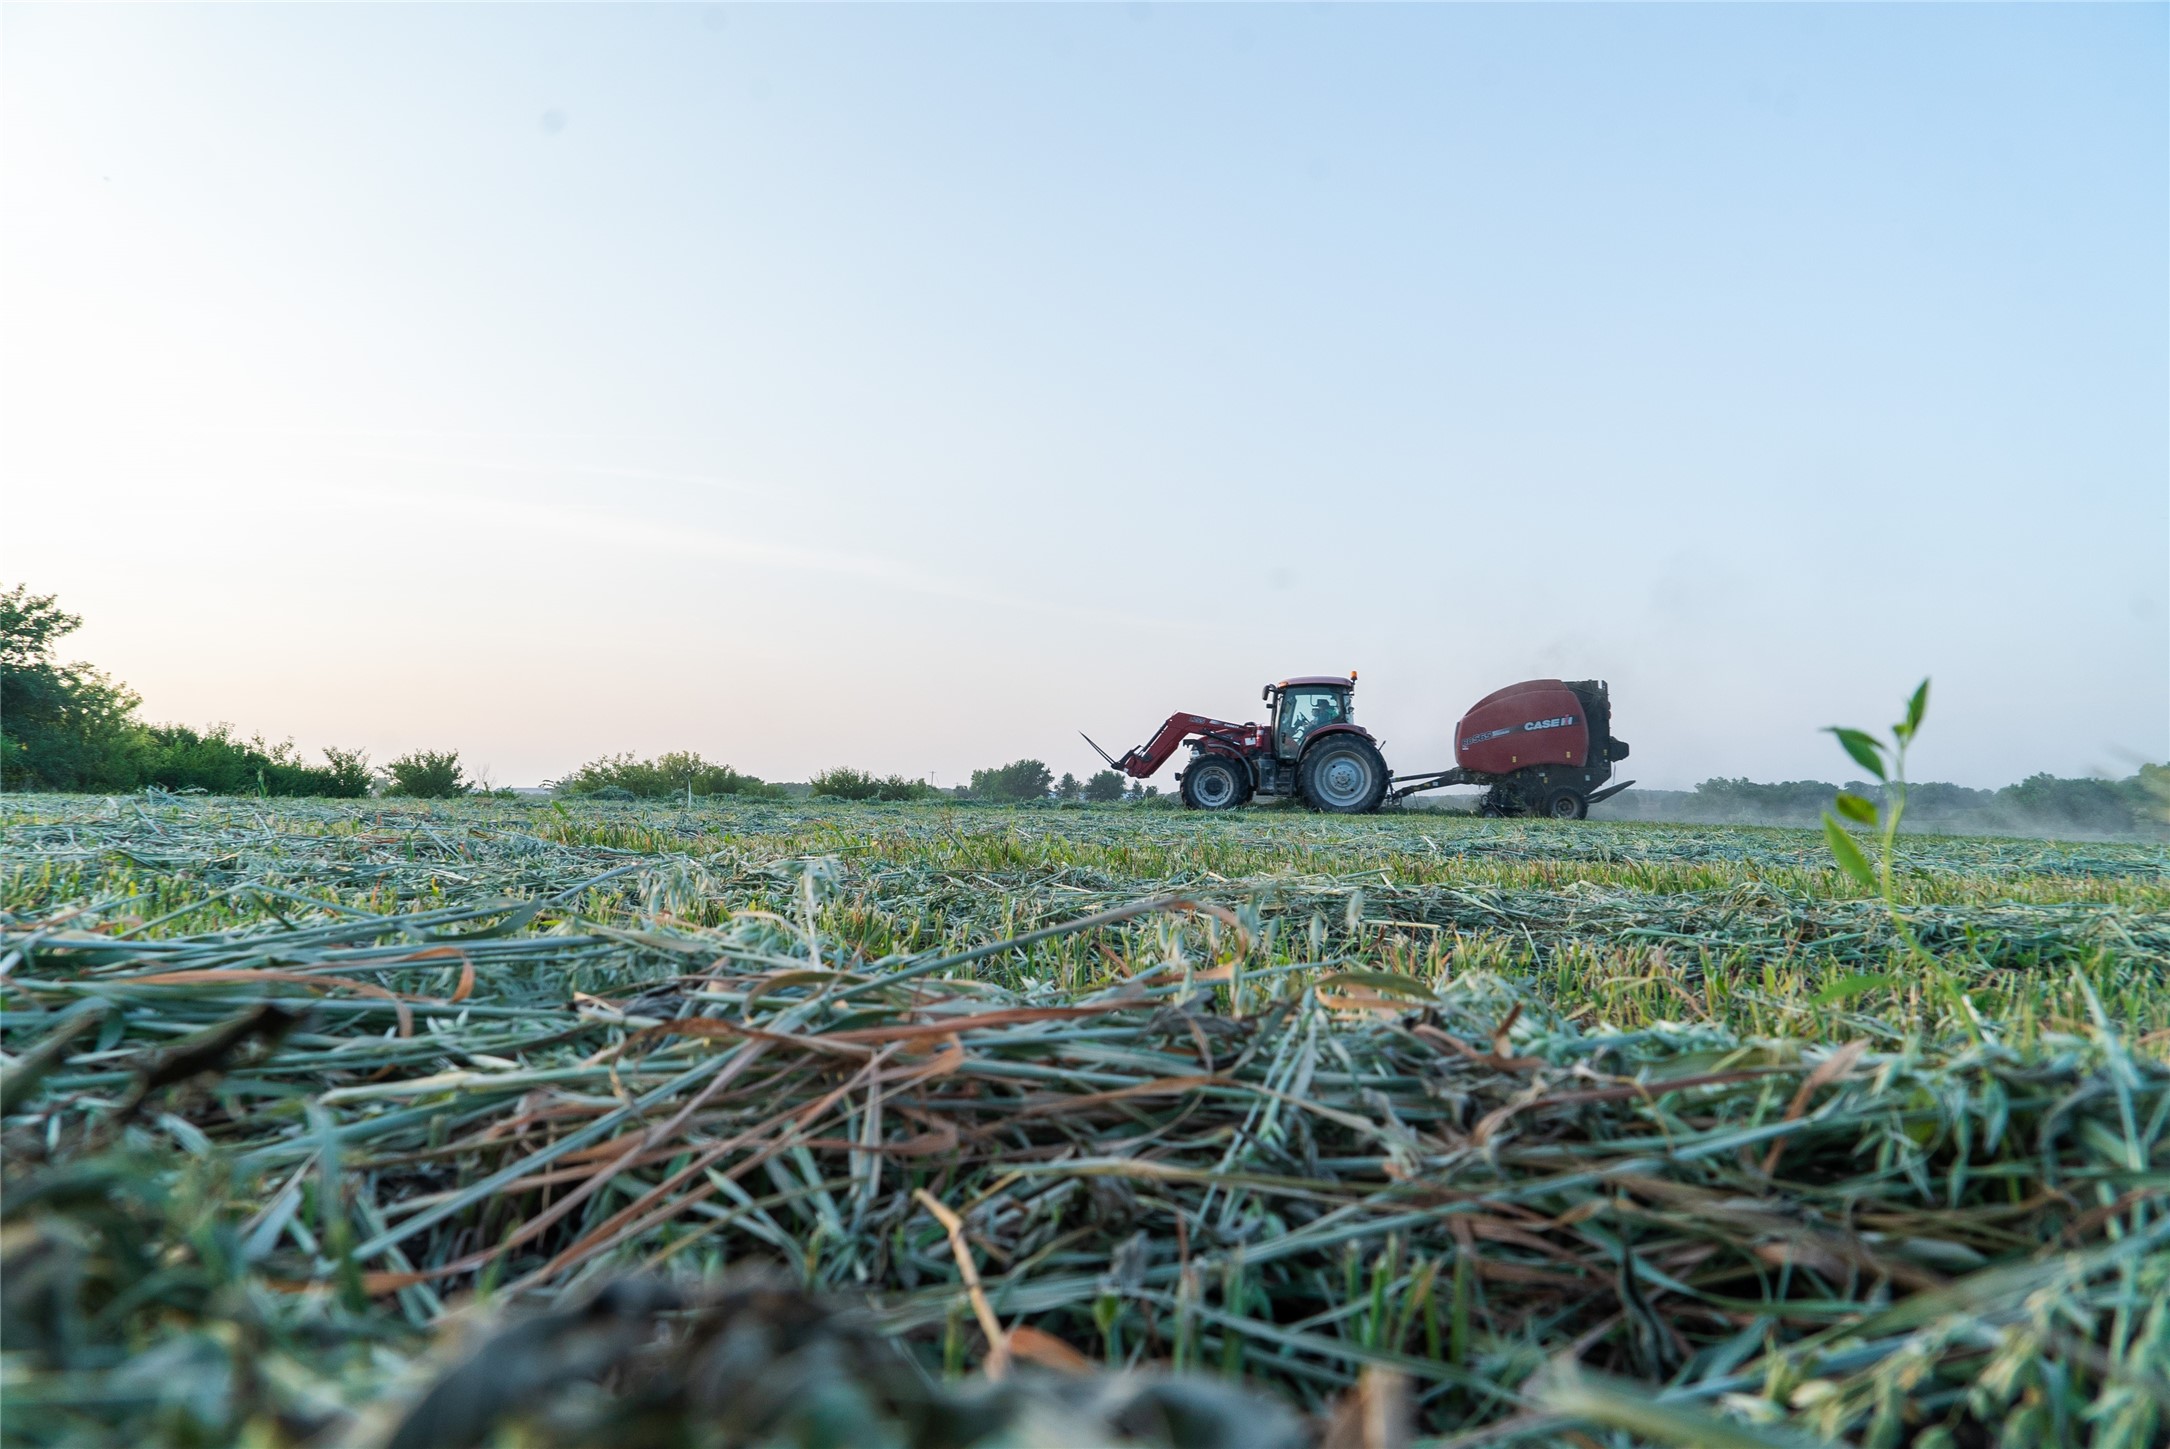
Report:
1299,735,1388,814
1541,788,1587,820
1180,756,1248,811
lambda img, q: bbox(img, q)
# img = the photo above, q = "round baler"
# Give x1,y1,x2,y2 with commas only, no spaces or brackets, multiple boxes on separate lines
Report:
1446,679,1633,818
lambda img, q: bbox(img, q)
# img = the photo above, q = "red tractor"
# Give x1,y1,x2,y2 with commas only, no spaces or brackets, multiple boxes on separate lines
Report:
1085,674,1633,818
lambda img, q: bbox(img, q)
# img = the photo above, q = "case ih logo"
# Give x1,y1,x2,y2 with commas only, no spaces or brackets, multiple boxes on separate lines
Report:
1462,715,1576,748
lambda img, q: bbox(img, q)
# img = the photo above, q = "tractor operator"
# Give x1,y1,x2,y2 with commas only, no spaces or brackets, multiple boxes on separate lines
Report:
1291,692,1344,748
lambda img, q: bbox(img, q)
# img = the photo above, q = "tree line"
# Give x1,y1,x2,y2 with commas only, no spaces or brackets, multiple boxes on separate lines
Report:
0,586,474,797
1597,772,2168,837
548,755,1141,804
0,586,1145,804
20,584,2146,825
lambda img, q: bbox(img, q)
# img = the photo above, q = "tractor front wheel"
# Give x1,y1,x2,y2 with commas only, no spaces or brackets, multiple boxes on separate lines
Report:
1181,756,1248,811
1300,737,1388,814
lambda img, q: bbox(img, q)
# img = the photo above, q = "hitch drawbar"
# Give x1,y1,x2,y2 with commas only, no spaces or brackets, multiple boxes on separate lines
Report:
1385,767,1473,803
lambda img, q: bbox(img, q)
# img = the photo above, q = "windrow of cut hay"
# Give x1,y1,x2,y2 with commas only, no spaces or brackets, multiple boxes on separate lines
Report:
2,795,2165,1447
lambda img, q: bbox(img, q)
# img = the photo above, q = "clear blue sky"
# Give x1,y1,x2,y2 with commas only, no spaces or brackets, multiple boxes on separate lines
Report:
4,3,2164,790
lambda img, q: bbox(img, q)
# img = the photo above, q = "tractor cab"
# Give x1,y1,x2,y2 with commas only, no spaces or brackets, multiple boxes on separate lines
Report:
1264,674,1357,762
1092,667,1388,814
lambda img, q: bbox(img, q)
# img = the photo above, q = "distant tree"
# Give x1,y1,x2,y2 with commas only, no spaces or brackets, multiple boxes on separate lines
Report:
1996,773,2143,834
1056,771,1082,801
1680,771,2164,837
1688,778,1839,824
2141,765,2170,827
1084,769,1125,802
0,584,146,791
968,759,1053,803
386,749,469,799
0,585,78,672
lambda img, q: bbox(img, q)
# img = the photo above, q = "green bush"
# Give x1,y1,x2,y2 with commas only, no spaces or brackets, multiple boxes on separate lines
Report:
137,725,367,797
809,767,935,801
968,759,1052,802
386,749,468,799
0,585,146,792
319,748,376,798
1083,769,1126,802
3,584,379,797
553,751,779,800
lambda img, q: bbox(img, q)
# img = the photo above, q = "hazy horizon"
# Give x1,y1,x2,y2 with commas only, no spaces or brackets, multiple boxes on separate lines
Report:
5,4,2165,791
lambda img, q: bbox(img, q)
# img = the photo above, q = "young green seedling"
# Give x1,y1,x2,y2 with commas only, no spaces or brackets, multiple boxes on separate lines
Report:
1823,680,1985,1039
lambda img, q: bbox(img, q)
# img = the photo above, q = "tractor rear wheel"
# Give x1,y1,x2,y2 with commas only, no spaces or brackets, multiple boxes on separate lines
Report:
1541,788,1587,820
1181,756,1248,811
1300,737,1388,814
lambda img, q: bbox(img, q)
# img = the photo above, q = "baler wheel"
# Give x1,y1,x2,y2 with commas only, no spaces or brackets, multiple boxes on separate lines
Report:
1542,789,1588,820
1300,737,1388,814
1181,757,1248,811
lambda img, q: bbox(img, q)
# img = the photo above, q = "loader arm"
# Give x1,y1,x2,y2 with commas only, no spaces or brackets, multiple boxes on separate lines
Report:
1104,712,1256,779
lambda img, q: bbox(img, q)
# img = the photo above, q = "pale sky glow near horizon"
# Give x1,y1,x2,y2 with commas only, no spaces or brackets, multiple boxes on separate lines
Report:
3,3,2165,792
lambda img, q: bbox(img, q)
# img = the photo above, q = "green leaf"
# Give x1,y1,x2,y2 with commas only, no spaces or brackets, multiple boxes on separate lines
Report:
1812,972,1895,1006
1834,791,1879,826
1905,678,1929,733
1823,814,1879,890
1315,970,1437,1001
1826,727,1888,781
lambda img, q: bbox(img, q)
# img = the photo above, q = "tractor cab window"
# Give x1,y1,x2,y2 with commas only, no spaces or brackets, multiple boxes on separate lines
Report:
1275,687,1348,759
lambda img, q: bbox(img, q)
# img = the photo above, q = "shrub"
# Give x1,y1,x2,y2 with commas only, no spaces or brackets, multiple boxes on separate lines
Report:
4,584,384,798
554,751,778,799
318,748,376,798
810,766,878,800
968,759,1052,803
1055,772,1081,801
1083,769,1126,802
127,725,371,798
386,749,468,799
810,767,935,801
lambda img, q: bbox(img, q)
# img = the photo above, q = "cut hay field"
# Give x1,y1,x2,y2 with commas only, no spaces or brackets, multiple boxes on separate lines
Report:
3,794,2167,1448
